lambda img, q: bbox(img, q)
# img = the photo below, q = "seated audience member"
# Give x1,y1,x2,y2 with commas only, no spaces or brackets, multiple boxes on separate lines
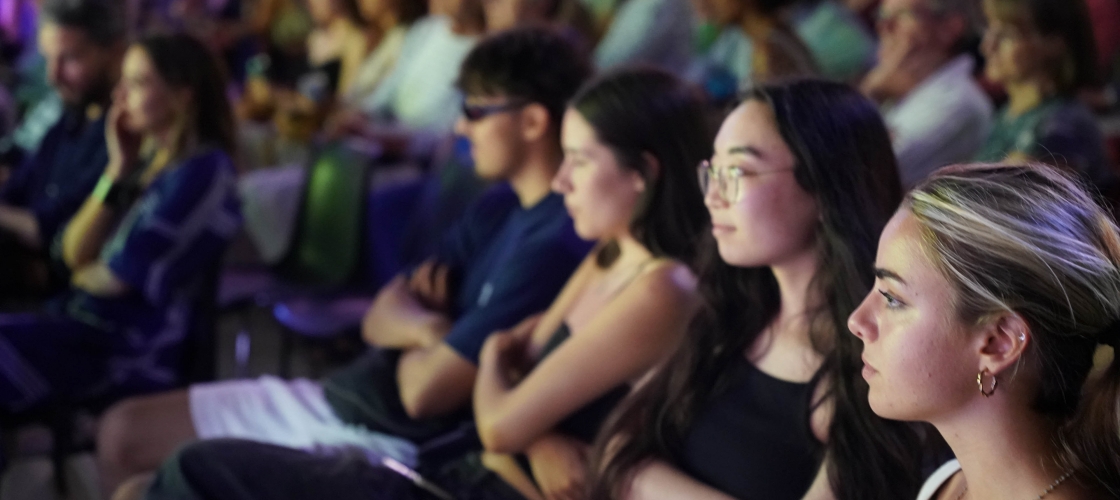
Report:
791,0,876,82
860,0,992,188
341,0,429,107
326,0,486,160
480,0,595,51
238,0,422,167
849,162,1120,499
0,0,123,298
123,64,711,500
244,0,314,87
0,0,62,173
471,67,709,500
975,0,1115,190
98,26,592,496
297,0,368,99
0,32,240,418
586,80,930,500
593,0,695,76
690,0,816,101
238,0,365,120
165,0,254,82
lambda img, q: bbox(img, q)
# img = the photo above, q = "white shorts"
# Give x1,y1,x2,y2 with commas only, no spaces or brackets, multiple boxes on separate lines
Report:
188,376,417,466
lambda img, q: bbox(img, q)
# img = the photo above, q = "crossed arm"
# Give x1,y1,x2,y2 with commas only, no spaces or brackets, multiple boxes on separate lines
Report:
361,260,478,420
472,259,699,499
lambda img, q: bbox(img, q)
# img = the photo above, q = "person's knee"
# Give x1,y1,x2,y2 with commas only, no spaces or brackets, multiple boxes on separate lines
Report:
98,397,157,470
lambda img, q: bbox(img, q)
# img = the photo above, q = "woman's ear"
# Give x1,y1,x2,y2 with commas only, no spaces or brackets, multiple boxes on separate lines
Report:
978,312,1032,377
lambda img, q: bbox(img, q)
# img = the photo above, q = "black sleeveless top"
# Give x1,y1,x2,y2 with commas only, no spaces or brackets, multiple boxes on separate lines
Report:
680,359,822,499
514,323,631,482
538,323,630,443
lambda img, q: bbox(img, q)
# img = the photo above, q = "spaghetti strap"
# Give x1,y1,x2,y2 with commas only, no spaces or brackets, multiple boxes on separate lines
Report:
613,258,662,296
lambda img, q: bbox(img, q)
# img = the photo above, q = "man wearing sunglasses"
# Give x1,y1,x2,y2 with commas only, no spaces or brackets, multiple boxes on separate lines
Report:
99,27,594,499
859,0,992,188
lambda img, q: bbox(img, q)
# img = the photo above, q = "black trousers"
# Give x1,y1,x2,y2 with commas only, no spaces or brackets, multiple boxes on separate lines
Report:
146,438,527,500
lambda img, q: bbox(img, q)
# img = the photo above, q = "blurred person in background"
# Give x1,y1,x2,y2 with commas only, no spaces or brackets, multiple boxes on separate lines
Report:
791,0,876,82
0,31,240,435
860,0,992,188
592,0,695,76
688,0,816,103
0,0,124,301
975,0,1115,192
322,0,485,162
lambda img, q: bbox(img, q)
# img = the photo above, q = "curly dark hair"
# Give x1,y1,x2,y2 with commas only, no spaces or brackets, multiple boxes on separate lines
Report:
456,26,591,138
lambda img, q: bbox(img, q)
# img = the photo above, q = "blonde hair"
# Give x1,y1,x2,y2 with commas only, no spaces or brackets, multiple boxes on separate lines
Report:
907,163,1120,494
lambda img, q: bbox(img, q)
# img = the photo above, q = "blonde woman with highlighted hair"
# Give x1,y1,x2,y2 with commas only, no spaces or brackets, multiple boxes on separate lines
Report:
849,162,1120,499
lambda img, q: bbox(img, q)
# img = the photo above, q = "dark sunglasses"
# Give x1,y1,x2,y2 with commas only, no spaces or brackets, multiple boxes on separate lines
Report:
461,100,530,122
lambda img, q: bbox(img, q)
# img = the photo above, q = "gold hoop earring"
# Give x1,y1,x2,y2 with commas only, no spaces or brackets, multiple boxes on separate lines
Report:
977,369,998,397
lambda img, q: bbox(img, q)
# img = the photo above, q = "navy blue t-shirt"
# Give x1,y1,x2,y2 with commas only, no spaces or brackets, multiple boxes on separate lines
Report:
0,107,108,244
321,184,590,441
436,184,591,363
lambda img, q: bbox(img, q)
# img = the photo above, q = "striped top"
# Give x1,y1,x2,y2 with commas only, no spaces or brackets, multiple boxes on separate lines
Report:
66,148,241,392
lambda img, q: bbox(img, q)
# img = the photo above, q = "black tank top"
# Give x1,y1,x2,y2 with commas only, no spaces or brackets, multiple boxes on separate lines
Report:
680,359,822,499
537,323,629,442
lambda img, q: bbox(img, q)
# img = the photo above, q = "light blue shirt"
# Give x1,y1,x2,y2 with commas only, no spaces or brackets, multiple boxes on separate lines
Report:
594,0,695,76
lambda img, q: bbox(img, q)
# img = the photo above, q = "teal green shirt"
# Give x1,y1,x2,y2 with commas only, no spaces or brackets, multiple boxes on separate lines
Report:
976,98,1115,188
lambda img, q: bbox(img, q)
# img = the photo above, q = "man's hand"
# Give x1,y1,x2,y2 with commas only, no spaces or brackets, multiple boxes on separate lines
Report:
408,259,452,312
527,434,590,500
362,275,451,349
861,29,944,103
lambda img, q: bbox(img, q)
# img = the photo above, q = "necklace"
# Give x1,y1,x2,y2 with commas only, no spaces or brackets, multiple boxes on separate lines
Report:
954,470,1074,500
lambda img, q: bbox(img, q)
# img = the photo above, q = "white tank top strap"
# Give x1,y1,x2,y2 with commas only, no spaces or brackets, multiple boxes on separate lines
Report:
917,459,962,500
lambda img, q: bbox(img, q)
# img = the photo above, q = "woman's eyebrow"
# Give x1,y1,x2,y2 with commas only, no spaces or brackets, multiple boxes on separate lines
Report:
874,267,907,285
725,145,764,159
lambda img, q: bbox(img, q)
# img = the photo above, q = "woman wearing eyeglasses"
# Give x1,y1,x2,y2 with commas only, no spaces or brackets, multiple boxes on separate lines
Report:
586,79,933,500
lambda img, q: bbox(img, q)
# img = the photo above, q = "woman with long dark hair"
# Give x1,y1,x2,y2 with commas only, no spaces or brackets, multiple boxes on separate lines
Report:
472,66,710,500
587,79,929,500
107,66,711,500
850,163,1120,499
0,32,239,417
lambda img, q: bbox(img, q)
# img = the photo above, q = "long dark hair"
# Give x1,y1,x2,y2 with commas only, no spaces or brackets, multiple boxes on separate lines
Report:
587,79,928,500
136,33,236,159
569,67,711,266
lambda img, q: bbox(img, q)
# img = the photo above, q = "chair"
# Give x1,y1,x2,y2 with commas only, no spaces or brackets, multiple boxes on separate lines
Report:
5,268,226,497
272,176,427,375
218,142,371,375
270,155,489,376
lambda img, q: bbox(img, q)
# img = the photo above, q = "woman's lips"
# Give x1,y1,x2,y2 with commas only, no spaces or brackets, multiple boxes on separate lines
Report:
861,356,878,379
711,223,735,236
